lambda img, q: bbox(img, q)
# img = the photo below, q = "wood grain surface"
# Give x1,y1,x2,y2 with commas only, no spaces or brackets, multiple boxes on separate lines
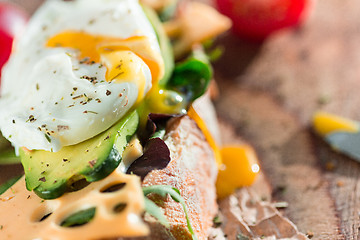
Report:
3,0,360,239
213,1,360,239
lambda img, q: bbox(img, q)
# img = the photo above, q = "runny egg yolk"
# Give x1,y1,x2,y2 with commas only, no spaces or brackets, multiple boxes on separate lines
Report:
188,106,260,199
46,31,164,101
215,145,260,199
100,50,147,102
188,106,222,166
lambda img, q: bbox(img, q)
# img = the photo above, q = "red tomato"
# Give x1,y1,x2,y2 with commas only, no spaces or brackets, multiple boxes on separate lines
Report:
0,2,28,79
215,0,310,41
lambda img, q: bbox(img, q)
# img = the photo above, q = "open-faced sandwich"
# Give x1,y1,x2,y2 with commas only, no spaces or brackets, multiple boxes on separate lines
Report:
0,0,236,239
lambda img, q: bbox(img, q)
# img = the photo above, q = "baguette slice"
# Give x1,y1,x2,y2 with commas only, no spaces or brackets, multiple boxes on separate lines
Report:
121,95,219,240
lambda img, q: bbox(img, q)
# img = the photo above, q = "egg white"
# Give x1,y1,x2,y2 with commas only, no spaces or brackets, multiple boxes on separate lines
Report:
0,0,161,152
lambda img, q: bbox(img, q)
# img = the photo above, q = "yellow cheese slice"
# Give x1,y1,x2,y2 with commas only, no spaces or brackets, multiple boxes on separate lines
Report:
0,169,149,239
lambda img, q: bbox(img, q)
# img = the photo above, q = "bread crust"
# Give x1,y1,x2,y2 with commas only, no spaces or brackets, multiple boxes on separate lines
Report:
119,96,219,240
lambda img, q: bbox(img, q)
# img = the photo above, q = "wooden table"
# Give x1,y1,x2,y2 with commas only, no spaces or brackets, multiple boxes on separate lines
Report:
5,0,360,239
213,1,360,239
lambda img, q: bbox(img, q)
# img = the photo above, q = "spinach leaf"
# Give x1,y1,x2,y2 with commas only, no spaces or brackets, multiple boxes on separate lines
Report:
168,49,212,102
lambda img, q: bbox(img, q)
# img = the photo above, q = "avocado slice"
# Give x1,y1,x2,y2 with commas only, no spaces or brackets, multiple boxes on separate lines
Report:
20,110,139,200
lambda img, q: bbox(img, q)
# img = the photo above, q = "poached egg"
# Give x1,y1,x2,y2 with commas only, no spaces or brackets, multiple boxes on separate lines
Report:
0,0,164,152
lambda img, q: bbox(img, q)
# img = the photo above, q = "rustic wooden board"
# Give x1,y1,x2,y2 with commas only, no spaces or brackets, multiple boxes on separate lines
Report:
3,0,360,239
213,0,360,239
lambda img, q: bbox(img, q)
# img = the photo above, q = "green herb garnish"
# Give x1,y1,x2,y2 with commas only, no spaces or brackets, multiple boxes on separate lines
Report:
168,48,212,102
44,134,51,143
144,197,170,227
60,208,96,227
143,185,198,240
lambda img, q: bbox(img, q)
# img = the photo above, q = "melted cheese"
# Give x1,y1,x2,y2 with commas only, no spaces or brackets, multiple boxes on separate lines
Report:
0,170,149,239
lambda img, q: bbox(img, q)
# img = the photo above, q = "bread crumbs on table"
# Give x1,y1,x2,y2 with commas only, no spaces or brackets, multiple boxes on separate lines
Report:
325,161,336,171
336,180,345,187
306,231,314,239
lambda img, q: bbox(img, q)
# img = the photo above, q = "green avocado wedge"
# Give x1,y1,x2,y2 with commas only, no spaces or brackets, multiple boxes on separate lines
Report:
20,110,139,200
